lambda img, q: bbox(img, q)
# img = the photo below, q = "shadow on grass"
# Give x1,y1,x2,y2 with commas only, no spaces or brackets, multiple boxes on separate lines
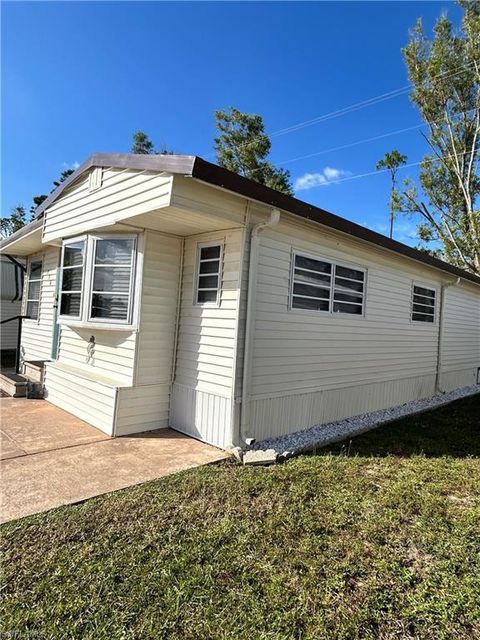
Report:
316,394,480,459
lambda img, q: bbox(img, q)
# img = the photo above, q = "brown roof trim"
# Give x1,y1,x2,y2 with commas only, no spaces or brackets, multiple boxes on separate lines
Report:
191,157,480,287
32,152,480,286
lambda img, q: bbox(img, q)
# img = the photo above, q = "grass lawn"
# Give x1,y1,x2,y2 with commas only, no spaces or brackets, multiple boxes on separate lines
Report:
2,394,480,640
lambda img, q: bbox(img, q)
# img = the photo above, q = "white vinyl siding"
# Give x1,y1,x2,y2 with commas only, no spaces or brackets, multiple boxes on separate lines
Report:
244,218,447,441
44,363,117,435
171,228,244,447
439,283,480,390
21,246,60,362
42,167,173,243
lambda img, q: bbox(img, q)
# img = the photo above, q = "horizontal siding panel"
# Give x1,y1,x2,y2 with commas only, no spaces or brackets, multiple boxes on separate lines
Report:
44,363,116,435
43,168,173,242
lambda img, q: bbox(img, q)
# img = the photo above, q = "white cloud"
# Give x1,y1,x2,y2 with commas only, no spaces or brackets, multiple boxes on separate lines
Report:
294,166,350,191
62,161,80,171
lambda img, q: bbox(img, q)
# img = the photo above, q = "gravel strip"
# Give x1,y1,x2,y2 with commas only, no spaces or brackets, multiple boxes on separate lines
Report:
251,385,480,459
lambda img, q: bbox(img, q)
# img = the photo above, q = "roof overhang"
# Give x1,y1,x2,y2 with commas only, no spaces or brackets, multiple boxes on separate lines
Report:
0,219,44,256
28,152,480,287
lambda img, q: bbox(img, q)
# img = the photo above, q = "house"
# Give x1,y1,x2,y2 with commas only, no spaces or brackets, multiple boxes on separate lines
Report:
1,255,24,358
1,153,479,449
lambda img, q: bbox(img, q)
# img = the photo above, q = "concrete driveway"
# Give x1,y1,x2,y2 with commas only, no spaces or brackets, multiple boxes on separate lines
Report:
0,398,228,523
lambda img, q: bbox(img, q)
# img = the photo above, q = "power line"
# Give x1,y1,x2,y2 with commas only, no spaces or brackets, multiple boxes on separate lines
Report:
206,61,476,161
299,148,474,189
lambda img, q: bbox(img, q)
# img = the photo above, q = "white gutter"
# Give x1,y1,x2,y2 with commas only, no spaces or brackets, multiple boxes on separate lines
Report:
238,208,281,446
171,238,185,387
435,276,461,393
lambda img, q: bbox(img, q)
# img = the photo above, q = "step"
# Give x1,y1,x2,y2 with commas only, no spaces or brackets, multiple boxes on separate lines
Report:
0,372,27,398
22,360,47,384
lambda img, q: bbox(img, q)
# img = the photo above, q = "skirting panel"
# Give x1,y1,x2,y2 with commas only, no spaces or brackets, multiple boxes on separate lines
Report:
439,368,478,392
170,383,232,449
249,374,437,442
115,383,170,436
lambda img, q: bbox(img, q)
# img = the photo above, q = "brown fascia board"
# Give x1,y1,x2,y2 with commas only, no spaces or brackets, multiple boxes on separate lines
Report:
31,152,480,287
191,157,480,287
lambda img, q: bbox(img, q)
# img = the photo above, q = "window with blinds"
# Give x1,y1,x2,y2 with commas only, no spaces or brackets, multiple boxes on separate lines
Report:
59,234,137,325
26,258,43,319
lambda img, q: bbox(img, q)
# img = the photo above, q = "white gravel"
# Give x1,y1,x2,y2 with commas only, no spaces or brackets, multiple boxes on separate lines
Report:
251,385,480,459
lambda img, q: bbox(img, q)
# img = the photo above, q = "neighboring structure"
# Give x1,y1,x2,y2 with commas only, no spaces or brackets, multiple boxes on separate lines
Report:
1,154,479,448
1,256,24,355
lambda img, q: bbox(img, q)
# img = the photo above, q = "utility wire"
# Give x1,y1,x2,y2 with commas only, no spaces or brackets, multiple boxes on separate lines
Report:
206,61,476,161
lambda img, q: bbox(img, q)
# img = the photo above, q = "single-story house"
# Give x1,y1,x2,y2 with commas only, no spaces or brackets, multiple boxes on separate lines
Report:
1,153,479,449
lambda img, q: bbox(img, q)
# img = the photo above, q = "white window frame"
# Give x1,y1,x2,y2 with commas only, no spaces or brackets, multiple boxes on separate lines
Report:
410,281,437,324
58,235,86,321
25,255,43,322
194,240,223,307
58,233,138,328
87,234,137,325
289,250,367,317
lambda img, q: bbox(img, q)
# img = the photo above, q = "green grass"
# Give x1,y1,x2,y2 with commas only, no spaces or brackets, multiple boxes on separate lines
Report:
2,394,479,640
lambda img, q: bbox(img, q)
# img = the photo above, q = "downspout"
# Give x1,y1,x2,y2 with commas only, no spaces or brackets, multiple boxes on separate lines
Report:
435,276,460,394
171,238,185,388
238,208,281,447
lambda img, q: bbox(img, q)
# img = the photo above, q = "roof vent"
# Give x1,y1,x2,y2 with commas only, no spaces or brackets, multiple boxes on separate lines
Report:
88,167,103,192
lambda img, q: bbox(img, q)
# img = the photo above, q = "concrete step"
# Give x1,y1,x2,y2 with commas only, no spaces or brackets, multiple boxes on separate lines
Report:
22,360,46,383
0,372,27,398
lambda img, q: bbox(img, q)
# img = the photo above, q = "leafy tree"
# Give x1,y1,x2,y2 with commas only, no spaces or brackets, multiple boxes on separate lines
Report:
131,131,173,155
132,131,155,154
376,150,408,239
53,168,75,188
0,205,28,239
399,1,480,274
214,107,294,195
30,168,76,215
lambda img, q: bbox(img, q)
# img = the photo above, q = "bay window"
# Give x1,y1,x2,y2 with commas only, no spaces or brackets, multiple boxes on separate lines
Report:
59,234,137,326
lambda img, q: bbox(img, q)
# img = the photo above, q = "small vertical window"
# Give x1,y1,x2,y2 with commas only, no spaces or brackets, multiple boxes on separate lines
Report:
89,237,136,322
60,240,85,318
196,243,222,304
26,258,42,319
411,284,436,323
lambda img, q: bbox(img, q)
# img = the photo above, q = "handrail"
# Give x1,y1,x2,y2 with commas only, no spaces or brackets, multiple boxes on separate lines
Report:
0,315,30,373
0,314,30,325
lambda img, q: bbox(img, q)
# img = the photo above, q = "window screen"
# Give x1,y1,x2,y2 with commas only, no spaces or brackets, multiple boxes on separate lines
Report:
60,241,85,318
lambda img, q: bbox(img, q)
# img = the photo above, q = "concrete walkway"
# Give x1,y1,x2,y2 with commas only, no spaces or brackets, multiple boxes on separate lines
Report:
0,398,228,523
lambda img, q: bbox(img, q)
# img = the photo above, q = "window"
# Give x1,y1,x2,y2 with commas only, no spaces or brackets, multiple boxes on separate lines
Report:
26,258,42,319
411,284,436,323
195,243,222,304
291,252,366,315
59,234,137,325
60,240,85,318
90,237,135,322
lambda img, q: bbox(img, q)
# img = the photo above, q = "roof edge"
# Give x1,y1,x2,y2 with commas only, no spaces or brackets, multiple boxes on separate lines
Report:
191,157,480,287
0,218,43,252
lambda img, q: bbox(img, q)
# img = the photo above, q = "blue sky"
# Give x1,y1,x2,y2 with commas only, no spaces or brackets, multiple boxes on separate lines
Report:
1,1,462,245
